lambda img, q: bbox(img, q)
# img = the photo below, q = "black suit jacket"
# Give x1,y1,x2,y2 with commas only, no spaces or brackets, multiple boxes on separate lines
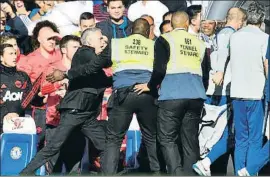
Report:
59,46,112,111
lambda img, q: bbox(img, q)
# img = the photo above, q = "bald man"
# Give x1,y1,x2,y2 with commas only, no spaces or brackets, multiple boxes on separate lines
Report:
134,11,206,175
101,18,160,175
193,7,247,176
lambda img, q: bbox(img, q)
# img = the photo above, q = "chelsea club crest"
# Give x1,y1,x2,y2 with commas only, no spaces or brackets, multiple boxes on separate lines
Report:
10,147,22,160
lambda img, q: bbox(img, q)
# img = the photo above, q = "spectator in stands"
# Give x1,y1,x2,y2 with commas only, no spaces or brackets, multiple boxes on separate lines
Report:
0,35,25,62
28,1,94,36
31,0,55,21
0,44,32,134
141,15,157,40
97,0,132,40
160,0,187,12
93,0,128,23
73,12,96,37
128,0,168,36
17,20,62,152
159,20,172,34
10,0,39,20
200,20,216,90
201,20,216,39
0,2,28,37
186,5,202,37
0,2,33,55
163,11,173,21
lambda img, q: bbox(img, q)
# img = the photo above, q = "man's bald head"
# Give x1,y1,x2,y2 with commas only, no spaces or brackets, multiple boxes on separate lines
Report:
171,11,189,30
132,18,150,38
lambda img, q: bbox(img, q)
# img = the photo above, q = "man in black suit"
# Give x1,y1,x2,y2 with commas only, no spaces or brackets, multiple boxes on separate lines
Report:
20,28,112,175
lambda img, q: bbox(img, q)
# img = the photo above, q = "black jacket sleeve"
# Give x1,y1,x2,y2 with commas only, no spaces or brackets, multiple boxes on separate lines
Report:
67,46,112,80
147,36,170,91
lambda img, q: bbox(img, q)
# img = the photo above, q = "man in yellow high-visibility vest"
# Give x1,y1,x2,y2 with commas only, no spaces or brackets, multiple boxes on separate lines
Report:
101,18,160,175
134,11,206,175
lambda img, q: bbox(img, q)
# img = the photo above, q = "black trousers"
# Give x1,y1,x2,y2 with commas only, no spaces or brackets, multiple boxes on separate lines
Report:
20,94,105,175
45,125,86,174
31,108,46,150
101,92,160,174
157,99,204,175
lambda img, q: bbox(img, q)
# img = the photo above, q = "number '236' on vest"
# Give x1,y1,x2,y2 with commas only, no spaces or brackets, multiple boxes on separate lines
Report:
111,34,154,89
159,30,207,101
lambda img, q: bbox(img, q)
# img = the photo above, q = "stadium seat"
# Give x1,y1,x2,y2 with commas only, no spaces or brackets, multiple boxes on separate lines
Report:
0,117,45,176
125,130,141,169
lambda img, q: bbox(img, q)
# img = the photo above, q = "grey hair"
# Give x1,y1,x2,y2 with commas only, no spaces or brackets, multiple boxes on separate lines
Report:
80,27,101,45
247,2,265,25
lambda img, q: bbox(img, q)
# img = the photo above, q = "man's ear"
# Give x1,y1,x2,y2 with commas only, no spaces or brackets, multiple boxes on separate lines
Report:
61,48,67,54
37,36,41,44
191,18,196,26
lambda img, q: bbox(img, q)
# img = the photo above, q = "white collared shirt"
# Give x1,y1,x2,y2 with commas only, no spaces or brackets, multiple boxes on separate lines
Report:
28,1,93,36
128,1,168,37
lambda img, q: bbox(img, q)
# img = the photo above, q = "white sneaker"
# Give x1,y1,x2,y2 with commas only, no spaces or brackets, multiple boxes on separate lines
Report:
193,161,211,176
238,168,250,176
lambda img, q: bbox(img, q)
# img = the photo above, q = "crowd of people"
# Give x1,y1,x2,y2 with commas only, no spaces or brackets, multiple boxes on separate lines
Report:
0,0,269,176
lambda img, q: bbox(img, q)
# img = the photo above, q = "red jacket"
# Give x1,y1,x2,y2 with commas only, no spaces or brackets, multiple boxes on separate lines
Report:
41,60,68,126
17,48,62,83
97,67,113,120
17,48,62,110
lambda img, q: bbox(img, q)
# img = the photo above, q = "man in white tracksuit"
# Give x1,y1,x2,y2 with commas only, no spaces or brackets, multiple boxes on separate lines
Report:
193,7,247,176
230,3,269,175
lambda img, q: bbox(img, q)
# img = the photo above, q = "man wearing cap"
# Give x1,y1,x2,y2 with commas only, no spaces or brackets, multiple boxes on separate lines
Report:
17,20,62,153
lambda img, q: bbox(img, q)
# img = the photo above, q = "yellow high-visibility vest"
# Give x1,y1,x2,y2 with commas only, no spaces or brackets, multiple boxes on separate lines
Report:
162,29,205,76
111,34,154,73
73,31,82,37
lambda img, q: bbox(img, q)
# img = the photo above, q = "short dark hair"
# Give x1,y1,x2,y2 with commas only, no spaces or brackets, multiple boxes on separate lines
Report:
107,0,125,7
79,12,95,24
163,11,174,21
59,35,81,54
132,18,150,38
186,5,202,23
32,20,59,44
0,34,17,44
160,20,171,34
0,44,14,56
